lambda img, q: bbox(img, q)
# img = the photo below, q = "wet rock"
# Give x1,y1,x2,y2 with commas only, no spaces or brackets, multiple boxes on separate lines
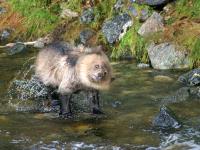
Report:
128,6,138,17
9,76,48,100
0,29,12,41
8,76,93,113
189,87,200,98
135,0,170,6
111,101,122,108
160,87,190,105
80,8,94,24
0,7,6,15
102,13,133,44
79,29,95,45
114,0,124,11
137,63,150,68
147,43,189,70
152,106,181,130
6,42,27,55
139,9,149,22
138,12,164,36
178,68,200,86
60,8,79,18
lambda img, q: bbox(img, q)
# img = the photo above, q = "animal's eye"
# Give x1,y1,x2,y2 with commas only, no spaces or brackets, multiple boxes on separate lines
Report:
95,65,99,69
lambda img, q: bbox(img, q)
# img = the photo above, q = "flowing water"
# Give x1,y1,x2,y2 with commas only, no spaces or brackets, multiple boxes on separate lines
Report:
0,48,199,150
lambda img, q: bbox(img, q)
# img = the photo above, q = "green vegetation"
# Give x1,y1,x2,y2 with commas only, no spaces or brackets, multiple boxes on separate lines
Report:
190,38,200,67
2,0,199,67
8,0,60,40
176,0,200,19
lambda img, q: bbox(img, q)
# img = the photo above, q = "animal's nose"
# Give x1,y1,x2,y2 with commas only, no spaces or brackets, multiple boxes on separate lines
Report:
97,72,103,78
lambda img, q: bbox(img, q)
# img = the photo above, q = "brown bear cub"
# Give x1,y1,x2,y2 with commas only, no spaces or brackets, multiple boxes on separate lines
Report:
35,42,112,118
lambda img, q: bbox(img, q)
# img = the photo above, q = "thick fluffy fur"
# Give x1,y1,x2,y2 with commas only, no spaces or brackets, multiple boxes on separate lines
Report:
35,42,112,95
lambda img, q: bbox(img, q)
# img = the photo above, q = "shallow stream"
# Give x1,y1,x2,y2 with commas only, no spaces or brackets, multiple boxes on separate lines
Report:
0,49,199,150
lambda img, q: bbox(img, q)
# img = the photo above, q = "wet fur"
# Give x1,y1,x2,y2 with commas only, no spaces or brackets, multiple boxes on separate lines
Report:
35,42,112,95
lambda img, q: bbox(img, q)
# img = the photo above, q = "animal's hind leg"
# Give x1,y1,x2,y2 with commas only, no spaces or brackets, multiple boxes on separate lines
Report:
87,90,103,114
59,94,72,118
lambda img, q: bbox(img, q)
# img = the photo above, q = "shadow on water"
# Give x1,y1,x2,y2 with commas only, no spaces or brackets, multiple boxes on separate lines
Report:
0,48,199,149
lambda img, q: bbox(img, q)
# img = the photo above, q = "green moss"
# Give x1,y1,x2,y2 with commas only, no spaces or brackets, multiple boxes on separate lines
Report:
9,0,60,39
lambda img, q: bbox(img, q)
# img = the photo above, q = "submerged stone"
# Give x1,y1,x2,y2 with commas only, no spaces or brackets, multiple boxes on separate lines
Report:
137,63,150,68
102,13,133,44
152,106,181,130
147,43,189,69
178,68,200,86
160,87,190,105
7,42,27,55
80,8,94,24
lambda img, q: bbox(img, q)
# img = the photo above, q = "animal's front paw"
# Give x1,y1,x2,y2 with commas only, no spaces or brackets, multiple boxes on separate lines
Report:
59,112,73,119
92,108,104,115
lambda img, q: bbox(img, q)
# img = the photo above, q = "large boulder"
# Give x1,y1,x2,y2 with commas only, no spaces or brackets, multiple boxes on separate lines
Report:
135,0,170,6
178,68,200,86
138,12,164,36
147,43,189,69
152,106,181,130
102,13,133,44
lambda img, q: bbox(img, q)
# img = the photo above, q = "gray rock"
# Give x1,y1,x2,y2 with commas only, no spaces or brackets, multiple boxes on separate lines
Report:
128,6,138,17
139,9,149,22
138,12,164,36
111,101,122,108
135,0,170,6
7,42,27,55
0,29,11,41
114,0,124,11
178,68,200,86
102,13,133,44
79,29,95,44
147,43,189,69
137,63,150,68
152,106,181,129
60,8,78,18
80,8,94,24
0,7,6,15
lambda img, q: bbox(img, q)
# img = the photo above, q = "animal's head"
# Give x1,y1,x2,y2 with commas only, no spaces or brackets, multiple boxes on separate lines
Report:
77,46,112,90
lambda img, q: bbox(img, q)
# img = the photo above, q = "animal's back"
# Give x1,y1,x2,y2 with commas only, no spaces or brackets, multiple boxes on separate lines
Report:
35,42,80,87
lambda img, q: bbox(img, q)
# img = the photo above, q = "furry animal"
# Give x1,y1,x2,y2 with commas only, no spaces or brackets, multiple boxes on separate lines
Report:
35,42,112,117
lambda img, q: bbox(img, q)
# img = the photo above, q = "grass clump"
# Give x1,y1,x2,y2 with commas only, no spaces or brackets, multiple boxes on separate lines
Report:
176,0,200,19
189,38,200,67
8,0,60,40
